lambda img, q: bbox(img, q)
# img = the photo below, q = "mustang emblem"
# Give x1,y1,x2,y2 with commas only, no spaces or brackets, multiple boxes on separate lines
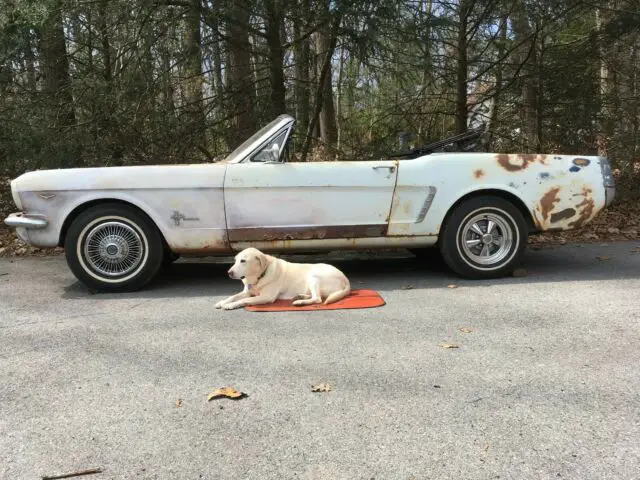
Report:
171,210,199,226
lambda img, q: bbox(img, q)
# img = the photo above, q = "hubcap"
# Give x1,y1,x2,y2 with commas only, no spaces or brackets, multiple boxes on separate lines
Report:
83,221,144,277
460,212,514,265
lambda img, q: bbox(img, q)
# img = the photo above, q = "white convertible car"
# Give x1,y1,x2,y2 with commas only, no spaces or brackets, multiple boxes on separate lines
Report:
4,114,615,291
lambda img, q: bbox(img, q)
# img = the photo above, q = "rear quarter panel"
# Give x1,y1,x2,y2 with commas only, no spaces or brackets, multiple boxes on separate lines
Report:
388,153,605,236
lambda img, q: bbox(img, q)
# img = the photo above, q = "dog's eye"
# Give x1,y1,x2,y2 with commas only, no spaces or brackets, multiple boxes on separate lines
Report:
240,259,246,263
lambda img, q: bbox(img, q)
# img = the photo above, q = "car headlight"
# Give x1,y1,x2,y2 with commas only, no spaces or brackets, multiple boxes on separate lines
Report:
10,180,23,210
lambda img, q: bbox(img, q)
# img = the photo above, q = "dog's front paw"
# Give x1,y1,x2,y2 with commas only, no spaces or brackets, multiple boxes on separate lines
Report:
222,302,241,310
215,300,226,309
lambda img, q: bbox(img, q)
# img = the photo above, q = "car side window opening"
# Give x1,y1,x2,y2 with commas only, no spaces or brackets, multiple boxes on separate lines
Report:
250,130,289,163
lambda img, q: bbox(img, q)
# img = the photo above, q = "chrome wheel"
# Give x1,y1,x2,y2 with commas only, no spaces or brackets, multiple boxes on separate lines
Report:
83,221,144,277
458,211,515,266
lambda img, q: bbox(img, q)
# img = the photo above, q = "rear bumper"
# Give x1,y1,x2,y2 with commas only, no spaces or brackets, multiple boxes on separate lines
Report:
605,186,615,207
4,212,48,229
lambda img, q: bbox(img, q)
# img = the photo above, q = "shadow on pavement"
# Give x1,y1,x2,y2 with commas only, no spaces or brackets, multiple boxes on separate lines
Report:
61,242,640,300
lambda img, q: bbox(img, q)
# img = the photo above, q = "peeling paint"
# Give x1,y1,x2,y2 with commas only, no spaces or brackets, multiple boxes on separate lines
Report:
550,208,576,223
569,188,595,228
496,154,549,172
539,187,561,222
227,225,387,242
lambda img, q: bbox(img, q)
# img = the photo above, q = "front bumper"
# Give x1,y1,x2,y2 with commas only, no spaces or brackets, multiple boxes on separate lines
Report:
4,212,48,229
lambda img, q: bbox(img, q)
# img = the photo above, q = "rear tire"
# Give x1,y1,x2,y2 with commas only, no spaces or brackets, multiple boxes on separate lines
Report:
64,203,165,292
439,196,528,279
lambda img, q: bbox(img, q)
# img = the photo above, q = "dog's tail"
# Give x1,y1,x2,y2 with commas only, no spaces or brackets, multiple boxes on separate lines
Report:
323,279,351,305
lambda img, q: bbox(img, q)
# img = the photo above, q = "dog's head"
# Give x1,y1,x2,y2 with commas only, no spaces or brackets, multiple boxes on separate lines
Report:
228,247,269,284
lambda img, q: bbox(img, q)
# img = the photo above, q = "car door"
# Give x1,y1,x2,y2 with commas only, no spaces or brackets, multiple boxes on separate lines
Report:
223,159,399,245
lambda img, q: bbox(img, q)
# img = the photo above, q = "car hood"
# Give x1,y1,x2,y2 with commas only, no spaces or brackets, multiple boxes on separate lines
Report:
11,164,227,192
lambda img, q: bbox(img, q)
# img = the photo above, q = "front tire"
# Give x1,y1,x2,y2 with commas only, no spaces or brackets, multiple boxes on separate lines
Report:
64,203,165,292
439,196,528,279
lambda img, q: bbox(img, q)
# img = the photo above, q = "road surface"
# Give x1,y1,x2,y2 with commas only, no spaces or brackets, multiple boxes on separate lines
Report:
1,242,639,479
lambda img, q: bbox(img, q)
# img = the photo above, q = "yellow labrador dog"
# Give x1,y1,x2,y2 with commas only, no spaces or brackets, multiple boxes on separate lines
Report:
215,247,351,310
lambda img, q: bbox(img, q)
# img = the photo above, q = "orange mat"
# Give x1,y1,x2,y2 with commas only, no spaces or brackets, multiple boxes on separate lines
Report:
244,289,385,312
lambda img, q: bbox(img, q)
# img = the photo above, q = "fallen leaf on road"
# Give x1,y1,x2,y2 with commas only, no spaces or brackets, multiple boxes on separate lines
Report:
631,247,640,253
596,255,610,261
512,268,527,278
401,284,415,290
207,387,246,401
447,284,457,289
0,272,8,277
458,327,472,334
311,383,332,392
439,343,460,349
175,399,182,408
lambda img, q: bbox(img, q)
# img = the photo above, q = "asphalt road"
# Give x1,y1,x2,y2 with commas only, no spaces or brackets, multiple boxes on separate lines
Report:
1,242,639,480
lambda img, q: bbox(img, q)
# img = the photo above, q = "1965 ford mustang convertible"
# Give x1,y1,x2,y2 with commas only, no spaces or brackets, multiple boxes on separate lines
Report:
4,114,615,292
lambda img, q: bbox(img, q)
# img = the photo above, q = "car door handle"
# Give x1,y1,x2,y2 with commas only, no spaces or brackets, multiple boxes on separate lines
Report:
372,165,396,173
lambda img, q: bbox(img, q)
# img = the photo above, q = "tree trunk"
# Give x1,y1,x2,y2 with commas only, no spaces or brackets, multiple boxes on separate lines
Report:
226,0,257,148
511,0,540,152
455,0,470,135
97,0,112,83
314,0,338,153
300,8,342,162
160,13,176,117
184,0,206,135
293,0,311,132
596,6,612,158
265,0,287,117
336,44,345,153
25,32,37,93
210,6,224,105
486,14,507,149
39,0,75,127
418,0,433,141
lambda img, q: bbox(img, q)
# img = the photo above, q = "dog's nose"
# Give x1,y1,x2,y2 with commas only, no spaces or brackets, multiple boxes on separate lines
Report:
227,269,234,278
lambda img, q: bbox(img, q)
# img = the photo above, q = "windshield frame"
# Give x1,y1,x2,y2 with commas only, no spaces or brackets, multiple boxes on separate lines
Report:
223,114,295,164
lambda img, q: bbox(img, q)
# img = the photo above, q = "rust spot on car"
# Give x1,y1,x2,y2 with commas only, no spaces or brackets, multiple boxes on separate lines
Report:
474,169,485,179
496,154,549,172
569,187,595,228
550,208,576,223
539,187,561,222
173,243,230,255
227,225,387,242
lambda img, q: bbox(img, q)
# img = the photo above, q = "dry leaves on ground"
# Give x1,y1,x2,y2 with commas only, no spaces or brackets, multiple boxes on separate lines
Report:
439,343,460,349
401,284,415,290
596,255,610,261
447,284,458,289
311,383,332,393
175,399,182,408
458,327,473,334
207,387,247,401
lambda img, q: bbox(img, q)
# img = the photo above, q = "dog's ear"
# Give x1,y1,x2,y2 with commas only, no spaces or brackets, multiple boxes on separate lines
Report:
255,253,265,271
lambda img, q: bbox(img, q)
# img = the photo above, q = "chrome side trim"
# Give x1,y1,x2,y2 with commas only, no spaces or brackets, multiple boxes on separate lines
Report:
415,187,437,223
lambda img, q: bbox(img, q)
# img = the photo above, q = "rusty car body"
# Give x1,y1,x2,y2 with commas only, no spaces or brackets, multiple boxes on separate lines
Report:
4,114,615,292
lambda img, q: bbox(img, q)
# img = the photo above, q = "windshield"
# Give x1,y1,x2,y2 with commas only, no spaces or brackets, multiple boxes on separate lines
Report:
221,117,290,164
